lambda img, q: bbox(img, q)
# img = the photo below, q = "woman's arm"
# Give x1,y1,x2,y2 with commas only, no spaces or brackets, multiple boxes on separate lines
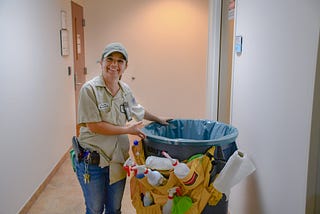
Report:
86,110,169,139
86,121,146,139
144,110,170,125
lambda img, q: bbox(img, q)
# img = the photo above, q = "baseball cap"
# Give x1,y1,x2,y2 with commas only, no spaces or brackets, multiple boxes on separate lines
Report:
101,42,128,61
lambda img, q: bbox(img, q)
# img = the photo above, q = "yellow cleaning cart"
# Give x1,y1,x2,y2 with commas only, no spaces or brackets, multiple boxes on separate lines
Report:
128,119,238,214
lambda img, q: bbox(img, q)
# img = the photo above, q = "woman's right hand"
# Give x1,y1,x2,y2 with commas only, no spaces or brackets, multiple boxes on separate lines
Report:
126,121,146,139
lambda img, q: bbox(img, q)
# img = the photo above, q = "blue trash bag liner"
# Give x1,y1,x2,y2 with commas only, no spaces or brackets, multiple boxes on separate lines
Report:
142,119,238,161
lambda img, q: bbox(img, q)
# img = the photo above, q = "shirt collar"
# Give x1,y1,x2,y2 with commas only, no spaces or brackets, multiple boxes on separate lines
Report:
95,74,126,95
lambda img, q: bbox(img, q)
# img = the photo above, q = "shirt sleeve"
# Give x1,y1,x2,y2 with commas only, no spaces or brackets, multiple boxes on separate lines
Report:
77,83,102,125
128,94,145,121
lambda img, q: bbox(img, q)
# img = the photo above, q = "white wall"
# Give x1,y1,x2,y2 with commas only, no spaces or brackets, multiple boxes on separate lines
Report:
229,0,320,213
0,0,76,213
82,0,208,119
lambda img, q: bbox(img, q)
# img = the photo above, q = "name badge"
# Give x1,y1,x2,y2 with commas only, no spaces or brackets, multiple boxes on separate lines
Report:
98,103,109,110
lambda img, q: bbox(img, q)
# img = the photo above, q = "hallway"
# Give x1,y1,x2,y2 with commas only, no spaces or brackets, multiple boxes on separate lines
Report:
26,154,135,214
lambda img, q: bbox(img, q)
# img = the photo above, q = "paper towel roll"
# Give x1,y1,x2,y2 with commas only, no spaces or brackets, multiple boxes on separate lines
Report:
213,150,256,198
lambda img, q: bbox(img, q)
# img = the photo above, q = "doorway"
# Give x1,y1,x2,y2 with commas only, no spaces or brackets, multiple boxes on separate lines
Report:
71,1,86,136
207,0,235,123
217,0,235,124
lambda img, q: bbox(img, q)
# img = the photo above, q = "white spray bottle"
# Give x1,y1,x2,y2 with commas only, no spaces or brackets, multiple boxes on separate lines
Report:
162,187,182,214
162,151,190,179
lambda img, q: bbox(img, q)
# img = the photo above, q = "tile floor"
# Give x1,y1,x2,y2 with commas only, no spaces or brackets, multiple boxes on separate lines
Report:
26,155,135,214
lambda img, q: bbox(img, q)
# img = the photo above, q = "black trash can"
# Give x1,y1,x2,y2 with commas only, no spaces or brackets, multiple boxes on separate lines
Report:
141,119,238,214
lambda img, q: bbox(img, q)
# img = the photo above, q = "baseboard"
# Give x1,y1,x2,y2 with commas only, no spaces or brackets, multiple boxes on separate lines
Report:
18,147,72,214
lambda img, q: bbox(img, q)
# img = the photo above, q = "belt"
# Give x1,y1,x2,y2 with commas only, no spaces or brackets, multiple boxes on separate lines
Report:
72,136,100,165
80,150,100,165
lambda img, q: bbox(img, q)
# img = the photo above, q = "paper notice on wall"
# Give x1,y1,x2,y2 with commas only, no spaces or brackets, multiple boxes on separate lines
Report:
60,29,69,56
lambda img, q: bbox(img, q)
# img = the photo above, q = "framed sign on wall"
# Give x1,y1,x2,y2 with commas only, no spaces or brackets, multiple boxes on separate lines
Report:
60,10,69,56
60,29,69,56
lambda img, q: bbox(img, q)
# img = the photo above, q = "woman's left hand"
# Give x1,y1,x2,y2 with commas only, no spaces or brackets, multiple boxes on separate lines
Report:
158,118,172,126
126,121,146,139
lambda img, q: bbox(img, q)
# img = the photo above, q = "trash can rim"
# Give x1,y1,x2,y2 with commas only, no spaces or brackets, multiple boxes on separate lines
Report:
142,119,238,146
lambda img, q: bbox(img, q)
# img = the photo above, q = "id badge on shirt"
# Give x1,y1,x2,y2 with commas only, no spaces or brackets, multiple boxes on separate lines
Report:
120,101,132,121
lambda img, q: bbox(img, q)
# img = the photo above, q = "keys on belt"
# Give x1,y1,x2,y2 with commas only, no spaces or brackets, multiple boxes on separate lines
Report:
72,136,100,184
82,150,100,165
82,151,100,184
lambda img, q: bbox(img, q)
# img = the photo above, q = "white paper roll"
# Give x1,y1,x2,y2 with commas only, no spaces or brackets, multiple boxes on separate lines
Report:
213,150,256,199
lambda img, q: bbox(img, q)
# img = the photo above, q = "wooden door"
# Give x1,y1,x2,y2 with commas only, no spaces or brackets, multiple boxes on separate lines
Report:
217,0,235,124
71,1,86,136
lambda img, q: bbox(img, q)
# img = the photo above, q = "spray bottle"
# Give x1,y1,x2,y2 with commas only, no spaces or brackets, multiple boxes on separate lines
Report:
162,151,190,179
132,165,166,186
123,157,136,176
162,187,182,214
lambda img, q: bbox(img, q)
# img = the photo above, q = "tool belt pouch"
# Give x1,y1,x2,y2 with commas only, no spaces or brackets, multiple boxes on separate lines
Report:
130,177,162,214
70,149,76,172
132,197,161,214
72,136,84,162
130,145,223,213
179,161,204,191
89,151,100,165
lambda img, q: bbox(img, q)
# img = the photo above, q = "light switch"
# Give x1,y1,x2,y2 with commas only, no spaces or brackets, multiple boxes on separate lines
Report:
235,36,242,54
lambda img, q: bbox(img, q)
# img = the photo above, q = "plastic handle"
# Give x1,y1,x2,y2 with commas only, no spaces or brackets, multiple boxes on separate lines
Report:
123,166,131,176
162,151,177,165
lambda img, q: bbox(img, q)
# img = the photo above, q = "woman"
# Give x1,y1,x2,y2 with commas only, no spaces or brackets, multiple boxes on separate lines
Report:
75,42,169,214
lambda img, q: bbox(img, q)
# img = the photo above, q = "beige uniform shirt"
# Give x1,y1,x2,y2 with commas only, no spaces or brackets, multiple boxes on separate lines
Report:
77,75,145,184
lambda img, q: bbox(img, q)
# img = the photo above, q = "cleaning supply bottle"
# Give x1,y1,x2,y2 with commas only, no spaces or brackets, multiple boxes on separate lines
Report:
132,140,145,165
162,151,190,179
132,164,145,179
143,191,154,207
162,187,181,214
145,155,173,170
133,140,140,156
123,157,136,176
133,165,166,186
144,167,166,186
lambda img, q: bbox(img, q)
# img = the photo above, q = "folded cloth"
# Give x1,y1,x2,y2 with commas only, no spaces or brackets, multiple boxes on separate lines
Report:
172,196,193,214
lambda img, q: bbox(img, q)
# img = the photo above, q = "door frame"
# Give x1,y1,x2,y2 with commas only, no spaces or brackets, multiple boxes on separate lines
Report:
207,0,236,123
305,31,320,214
71,1,86,136
206,0,221,121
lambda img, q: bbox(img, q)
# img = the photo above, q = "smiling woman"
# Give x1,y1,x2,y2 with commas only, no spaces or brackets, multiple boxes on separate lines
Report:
74,42,171,213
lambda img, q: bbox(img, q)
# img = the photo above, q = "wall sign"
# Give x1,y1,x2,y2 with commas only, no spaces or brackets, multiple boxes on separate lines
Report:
60,29,69,56
60,10,69,56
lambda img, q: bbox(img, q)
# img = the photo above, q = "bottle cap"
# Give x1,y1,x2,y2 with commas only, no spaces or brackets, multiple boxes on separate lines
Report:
136,173,145,179
133,140,139,146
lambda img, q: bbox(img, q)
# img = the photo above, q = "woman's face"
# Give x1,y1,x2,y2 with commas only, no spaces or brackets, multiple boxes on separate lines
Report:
101,52,127,81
